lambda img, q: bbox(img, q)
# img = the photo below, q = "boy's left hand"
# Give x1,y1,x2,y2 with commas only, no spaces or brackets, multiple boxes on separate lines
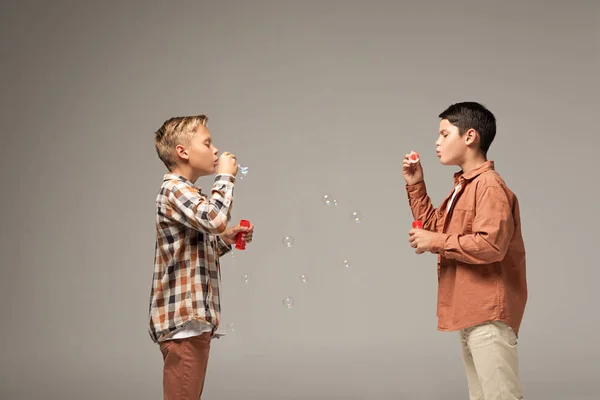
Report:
221,223,254,245
408,228,439,254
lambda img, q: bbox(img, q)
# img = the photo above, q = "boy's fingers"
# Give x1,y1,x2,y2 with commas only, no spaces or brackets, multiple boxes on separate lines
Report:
239,224,254,232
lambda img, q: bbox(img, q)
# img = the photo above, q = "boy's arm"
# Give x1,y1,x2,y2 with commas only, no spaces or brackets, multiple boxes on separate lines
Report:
430,185,514,264
168,174,235,234
406,180,440,231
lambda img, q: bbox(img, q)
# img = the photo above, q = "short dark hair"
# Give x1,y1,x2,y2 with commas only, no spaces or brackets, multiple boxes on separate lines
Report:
439,102,496,155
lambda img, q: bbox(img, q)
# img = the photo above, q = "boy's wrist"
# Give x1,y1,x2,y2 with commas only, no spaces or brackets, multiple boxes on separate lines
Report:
406,179,424,187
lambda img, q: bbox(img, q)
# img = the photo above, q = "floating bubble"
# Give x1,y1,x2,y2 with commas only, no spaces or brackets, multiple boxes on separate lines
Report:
343,259,351,269
349,211,362,223
241,273,250,284
282,236,294,248
321,194,338,207
300,274,308,283
238,164,249,179
227,323,236,333
283,297,295,308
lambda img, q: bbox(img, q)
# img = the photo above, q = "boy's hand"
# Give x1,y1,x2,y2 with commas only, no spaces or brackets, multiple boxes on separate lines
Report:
217,152,238,176
402,153,424,185
408,228,439,254
221,223,254,245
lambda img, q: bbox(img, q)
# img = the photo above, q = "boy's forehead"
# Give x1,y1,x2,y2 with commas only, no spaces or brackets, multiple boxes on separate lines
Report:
193,124,212,139
439,119,457,132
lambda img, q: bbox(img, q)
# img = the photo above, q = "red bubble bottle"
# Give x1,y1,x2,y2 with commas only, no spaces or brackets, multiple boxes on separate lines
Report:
235,219,251,250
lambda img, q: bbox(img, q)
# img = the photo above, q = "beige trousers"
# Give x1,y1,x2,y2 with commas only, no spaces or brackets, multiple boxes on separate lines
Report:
459,321,524,400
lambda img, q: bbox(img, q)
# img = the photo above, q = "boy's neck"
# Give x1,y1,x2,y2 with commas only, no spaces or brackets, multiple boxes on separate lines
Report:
459,153,488,175
171,166,199,183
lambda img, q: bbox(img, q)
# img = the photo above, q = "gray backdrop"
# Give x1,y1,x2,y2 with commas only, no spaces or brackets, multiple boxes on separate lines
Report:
1,1,598,399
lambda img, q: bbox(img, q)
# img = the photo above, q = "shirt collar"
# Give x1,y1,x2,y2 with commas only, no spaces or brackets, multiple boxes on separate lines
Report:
453,160,495,185
163,173,203,194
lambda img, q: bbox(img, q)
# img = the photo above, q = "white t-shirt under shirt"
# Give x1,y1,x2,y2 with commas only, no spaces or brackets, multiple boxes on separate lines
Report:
447,184,462,212
165,319,212,340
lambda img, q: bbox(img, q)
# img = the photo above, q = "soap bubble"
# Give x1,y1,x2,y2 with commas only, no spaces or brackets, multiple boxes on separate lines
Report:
227,323,236,333
349,211,362,223
321,194,338,207
343,259,350,269
299,274,308,283
239,164,249,179
283,297,295,308
241,273,250,284
282,236,294,248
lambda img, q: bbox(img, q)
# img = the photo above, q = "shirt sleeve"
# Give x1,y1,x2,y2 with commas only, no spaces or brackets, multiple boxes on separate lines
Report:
216,235,232,257
431,185,514,264
406,180,440,231
167,174,235,234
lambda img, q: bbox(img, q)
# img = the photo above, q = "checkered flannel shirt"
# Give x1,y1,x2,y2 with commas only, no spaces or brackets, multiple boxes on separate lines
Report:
148,173,235,343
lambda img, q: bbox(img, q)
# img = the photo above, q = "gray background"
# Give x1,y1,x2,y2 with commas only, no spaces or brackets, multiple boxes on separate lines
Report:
1,0,599,399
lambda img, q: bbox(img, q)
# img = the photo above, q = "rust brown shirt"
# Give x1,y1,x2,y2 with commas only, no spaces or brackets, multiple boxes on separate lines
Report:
406,161,527,335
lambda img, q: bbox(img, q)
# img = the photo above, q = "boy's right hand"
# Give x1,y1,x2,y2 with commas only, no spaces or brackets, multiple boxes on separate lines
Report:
402,153,424,185
217,152,238,176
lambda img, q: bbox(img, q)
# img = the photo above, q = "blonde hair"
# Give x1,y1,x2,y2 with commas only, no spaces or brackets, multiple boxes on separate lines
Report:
154,114,208,170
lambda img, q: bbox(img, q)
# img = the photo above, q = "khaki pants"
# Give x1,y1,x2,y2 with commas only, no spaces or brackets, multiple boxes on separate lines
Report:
159,332,212,400
459,321,524,400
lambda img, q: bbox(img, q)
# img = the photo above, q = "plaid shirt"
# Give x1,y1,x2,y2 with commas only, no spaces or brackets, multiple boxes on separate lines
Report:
148,173,235,343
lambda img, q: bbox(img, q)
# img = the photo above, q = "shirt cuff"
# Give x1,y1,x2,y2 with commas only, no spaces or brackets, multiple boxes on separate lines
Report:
215,174,236,185
430,233,449,255
406,180,426,199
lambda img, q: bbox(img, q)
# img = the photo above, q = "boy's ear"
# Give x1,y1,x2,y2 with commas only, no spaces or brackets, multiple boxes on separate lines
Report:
464,128,479,146
175,144,189,161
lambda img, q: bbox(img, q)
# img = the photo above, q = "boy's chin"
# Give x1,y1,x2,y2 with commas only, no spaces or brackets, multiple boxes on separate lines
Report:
439,157,457,166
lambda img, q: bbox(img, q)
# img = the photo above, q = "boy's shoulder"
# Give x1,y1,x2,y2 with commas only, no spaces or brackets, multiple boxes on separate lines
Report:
472,167,518,201
475,169,506,189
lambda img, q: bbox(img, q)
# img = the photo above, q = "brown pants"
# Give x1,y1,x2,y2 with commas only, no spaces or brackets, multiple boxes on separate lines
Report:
159,332,212,400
